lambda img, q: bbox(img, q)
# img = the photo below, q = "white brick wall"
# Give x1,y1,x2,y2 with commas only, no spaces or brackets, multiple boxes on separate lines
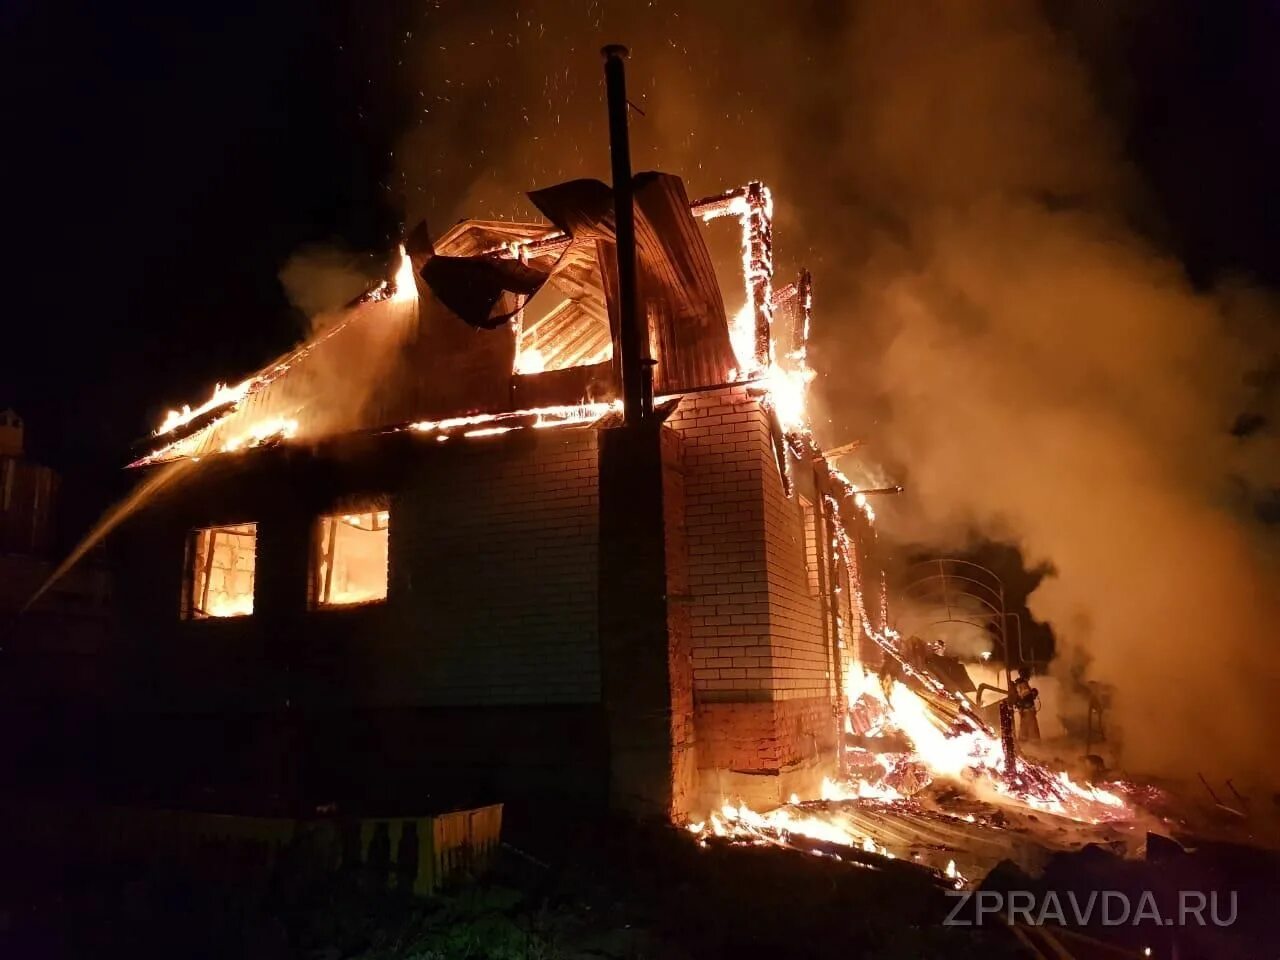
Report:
667,385,831,702
392,428,600,705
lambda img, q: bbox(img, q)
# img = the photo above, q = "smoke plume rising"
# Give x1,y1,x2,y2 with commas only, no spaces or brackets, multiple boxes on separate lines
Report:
811,2,1280,783
383,0,1279,783
279,243,387,328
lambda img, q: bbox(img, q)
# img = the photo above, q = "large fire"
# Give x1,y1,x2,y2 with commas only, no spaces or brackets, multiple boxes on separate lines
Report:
684,187,1135,867
389,244,418,303
689,444,1132,868
140,186,802,466
135,184,1138,873
691,661,1133,883
691,401,1135,874
846,673,1128,820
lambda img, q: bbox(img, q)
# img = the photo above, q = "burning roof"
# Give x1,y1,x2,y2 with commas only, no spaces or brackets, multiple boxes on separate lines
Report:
134,175,784,468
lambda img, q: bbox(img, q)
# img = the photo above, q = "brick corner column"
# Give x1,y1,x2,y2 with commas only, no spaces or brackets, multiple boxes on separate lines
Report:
597,420,690,819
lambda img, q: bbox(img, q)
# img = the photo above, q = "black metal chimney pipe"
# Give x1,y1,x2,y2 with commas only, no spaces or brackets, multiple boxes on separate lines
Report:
602,44,651,424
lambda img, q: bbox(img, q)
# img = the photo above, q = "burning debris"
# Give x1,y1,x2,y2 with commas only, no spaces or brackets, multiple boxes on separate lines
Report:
660,176,1139,879
690,467,1141,883
689,449,1142,873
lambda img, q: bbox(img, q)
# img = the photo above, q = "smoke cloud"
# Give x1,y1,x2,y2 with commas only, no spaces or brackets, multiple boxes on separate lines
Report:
812,2,1280,784
384,0,1279,783
279,243,387,327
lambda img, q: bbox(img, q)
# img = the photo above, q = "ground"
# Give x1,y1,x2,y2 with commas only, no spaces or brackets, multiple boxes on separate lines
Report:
1,812,1023,960
5,785,1278,959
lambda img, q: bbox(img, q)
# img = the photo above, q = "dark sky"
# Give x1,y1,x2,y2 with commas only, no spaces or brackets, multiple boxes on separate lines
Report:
1,2,403,473
2,0,1277,513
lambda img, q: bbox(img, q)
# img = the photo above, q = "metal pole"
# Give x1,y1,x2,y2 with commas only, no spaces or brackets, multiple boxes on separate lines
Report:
855,485,904,496
815,492,846,776
601,44,650,424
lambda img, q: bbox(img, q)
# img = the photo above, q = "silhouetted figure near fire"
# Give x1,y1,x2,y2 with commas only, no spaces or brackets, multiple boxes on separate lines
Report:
1013,668,1041,742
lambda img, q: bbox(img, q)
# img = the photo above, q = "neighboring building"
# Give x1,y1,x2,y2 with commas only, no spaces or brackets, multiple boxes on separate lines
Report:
0,411,112,725
112,175,886,819
0,408,57,561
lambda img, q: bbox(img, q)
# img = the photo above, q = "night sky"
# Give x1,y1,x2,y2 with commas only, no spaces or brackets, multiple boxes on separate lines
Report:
2,0,1278,536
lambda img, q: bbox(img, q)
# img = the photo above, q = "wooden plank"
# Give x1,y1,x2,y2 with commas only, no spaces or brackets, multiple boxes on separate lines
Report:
320,516,337,604
198,529,217,615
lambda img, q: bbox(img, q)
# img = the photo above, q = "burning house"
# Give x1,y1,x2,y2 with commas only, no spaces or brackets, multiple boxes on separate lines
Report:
113,156,885,819
103,57,1135,865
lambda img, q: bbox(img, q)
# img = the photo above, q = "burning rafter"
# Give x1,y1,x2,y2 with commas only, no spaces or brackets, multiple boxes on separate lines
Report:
406,401,621,440
697,181,775,373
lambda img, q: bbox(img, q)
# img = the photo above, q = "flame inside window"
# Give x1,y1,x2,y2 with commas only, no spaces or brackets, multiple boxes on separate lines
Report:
313,508,389,608
188,523,257,618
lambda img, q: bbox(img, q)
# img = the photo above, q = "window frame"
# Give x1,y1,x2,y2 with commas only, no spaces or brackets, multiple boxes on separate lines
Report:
183,521,259,620
309,498,391,611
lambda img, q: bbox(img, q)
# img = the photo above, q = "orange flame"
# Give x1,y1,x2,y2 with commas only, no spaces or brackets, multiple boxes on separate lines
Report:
155,379,253,437
390,245,417,304
221,416,298,453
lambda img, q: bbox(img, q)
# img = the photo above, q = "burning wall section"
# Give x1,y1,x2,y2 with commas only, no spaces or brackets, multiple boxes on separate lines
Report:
667,385,845,810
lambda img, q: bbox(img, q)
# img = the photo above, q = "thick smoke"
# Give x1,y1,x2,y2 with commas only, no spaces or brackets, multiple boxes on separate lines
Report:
279,243,387,329
811,2,1280,784
385,0,1279,783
